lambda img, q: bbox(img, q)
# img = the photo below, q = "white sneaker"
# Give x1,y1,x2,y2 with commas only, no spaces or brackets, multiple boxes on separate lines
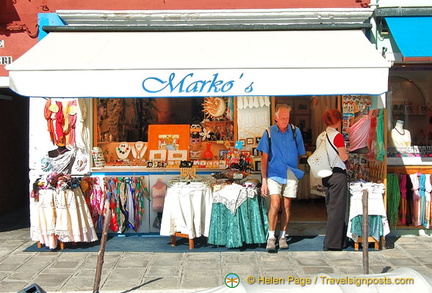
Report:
279,237,289,249
266,238,276,251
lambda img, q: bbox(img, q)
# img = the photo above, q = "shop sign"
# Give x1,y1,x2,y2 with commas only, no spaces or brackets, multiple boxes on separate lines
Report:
0,56,12,65
142,72,255,96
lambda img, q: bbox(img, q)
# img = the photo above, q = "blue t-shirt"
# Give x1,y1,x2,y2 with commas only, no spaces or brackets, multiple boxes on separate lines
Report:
257,124,306,183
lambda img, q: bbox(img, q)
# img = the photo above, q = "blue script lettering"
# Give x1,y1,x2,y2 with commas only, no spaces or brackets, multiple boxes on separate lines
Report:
142,72,237,94
244,82,254,93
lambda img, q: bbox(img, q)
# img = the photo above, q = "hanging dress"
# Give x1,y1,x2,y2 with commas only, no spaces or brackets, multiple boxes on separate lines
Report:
399,174,407,225
409,174,421,226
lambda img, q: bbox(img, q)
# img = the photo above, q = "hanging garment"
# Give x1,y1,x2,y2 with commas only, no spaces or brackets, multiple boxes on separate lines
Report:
375,109,386,162
152,179,167,213
387,173,401,228
66,100,78,146
409,174,421,227
406,175,414,226
125,178,135,231
106,178,119,232
117,179,127,233
399,174,407,225
425,174,432,229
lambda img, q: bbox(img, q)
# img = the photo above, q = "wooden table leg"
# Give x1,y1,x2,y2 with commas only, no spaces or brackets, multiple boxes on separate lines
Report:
172,232,195,249
37,242,42,248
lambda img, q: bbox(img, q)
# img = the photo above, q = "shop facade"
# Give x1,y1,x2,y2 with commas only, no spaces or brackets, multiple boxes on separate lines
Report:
373,2,432,234
6,8,392,248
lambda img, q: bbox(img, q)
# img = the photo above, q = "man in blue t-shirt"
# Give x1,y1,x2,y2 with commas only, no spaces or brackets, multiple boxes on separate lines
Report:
257,104,306,251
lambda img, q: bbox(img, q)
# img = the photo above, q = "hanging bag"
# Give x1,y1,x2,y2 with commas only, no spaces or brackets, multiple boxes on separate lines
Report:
307,131,333,178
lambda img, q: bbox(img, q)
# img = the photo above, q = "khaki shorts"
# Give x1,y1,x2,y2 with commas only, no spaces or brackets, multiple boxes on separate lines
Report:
267,169,298,198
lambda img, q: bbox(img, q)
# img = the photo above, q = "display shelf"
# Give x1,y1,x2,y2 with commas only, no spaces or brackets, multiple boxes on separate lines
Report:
387,157,432,166
387,165,432,175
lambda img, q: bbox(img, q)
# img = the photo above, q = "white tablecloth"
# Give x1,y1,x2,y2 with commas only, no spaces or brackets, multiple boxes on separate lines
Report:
347,182,390,241
160,182,213,239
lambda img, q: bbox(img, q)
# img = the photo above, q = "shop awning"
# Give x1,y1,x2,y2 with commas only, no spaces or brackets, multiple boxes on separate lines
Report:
385,16,432,62
6,30,390,98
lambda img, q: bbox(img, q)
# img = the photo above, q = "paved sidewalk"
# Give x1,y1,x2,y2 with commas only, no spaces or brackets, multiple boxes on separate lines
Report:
1,210,432,292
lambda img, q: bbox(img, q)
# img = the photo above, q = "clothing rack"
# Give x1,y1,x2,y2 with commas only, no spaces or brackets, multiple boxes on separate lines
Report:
167,169,213,187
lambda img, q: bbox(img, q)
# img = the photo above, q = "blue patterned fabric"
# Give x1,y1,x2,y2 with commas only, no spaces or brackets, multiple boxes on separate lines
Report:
208,195,268,248
350,215,383,242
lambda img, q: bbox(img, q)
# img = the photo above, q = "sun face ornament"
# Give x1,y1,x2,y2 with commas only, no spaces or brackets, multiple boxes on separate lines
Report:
202,97,227,119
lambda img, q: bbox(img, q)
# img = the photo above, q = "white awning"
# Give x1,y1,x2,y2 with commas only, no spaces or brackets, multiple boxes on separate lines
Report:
6,30,390,98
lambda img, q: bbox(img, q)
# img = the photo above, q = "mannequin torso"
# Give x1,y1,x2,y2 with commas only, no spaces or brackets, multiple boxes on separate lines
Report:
390,120,411,147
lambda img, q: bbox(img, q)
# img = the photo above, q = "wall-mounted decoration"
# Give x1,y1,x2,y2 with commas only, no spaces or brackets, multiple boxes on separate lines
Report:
149,150,167,161
148,124,190,151
167,150,188,161
202,97,227,119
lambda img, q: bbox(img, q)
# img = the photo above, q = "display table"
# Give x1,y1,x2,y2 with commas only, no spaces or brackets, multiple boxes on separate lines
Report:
31,187,98,249
347,182,390,250
208,183,268,248
160,182,213,249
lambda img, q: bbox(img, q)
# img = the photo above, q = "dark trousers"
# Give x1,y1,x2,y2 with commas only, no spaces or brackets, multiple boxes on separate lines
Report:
323,171,348,250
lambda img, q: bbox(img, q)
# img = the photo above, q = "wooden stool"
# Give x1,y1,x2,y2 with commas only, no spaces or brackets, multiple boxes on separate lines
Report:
171,232,195,249
354,236,383,250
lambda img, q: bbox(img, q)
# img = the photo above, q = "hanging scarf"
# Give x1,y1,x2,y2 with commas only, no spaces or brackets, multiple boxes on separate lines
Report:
426,174,432,229
125,178,136,231
375,109,386,162
117,178,127,233
399,174,407,225
405,175,413,226
106,178,119,232
420,174,427,228
44,99,56,145
67,100,78,146
387,173,401,229
410,174,421,227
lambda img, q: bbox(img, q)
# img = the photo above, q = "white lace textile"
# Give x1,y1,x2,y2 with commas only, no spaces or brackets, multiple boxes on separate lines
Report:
31,187,98,249
212,183,258,215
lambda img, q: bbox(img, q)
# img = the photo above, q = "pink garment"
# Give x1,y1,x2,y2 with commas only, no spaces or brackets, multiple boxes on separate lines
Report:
410,174,421,227
346,115,371,152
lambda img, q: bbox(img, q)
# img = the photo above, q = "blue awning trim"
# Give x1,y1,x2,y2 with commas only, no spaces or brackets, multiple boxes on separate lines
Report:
385,16,432,58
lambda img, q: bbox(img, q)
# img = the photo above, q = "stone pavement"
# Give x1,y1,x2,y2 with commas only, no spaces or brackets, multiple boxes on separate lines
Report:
2,210,432,292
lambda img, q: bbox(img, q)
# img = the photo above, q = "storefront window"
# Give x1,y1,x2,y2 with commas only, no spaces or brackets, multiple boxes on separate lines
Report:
387,73,431,158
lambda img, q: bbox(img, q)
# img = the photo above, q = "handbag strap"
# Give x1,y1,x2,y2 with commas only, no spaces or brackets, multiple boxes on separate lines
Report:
325,132,339,155
325,132,340,169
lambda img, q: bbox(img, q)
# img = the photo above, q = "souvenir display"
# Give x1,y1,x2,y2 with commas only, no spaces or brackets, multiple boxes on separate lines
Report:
92,147,105,167
202,97,227,119
116,142,131,159
131,141,147,159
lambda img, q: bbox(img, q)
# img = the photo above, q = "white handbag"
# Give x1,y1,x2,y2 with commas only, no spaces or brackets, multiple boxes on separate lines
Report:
307,131,333,178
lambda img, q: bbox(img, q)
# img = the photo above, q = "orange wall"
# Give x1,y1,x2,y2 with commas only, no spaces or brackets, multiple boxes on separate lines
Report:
0,0,370,76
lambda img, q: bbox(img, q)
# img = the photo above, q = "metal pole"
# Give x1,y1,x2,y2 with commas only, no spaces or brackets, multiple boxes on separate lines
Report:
362,189,369,274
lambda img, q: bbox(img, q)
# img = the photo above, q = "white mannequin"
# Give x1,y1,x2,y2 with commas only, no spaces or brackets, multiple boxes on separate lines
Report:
390,120,411,147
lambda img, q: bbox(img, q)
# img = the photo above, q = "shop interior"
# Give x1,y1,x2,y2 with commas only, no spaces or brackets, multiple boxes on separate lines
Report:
93,94,379,229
